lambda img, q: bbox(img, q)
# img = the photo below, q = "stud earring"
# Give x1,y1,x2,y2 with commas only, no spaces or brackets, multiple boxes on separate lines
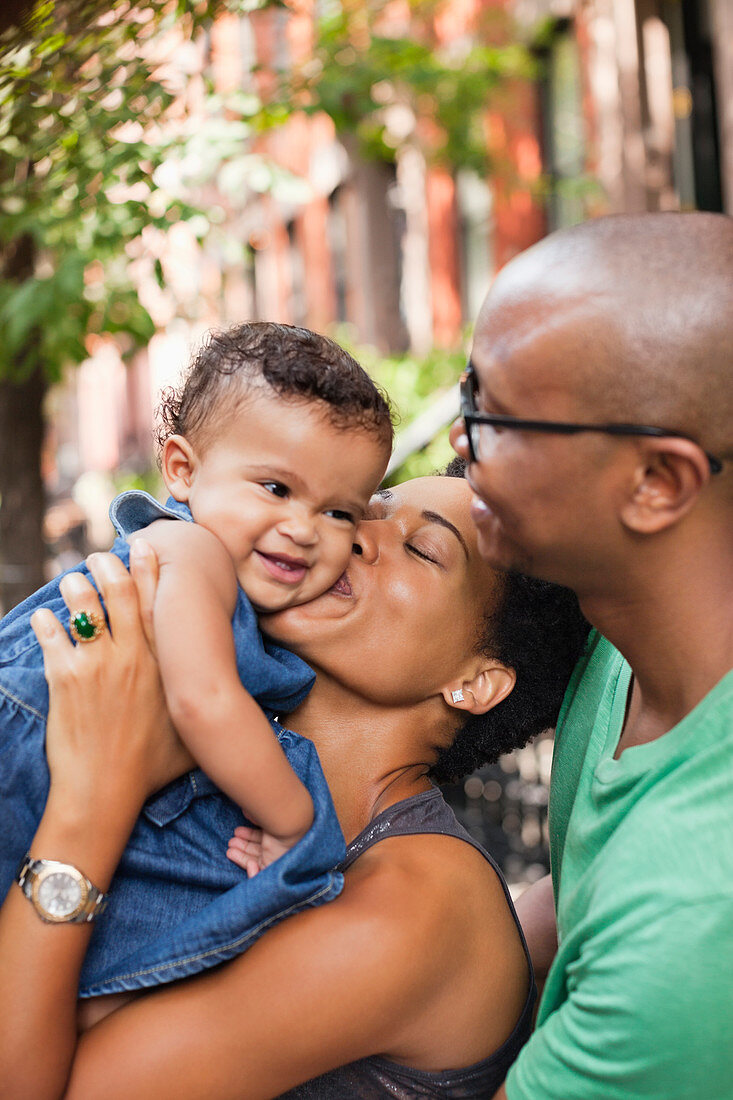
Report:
451,689,464,703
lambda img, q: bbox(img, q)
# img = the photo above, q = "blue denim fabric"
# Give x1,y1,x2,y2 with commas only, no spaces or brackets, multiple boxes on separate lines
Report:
0,491,345,996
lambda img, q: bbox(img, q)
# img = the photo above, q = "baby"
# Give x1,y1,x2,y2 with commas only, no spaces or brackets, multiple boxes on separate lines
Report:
0,322,392,1001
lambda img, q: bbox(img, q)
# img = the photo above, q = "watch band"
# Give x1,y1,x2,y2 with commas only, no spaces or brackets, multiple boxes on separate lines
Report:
16,854,110,924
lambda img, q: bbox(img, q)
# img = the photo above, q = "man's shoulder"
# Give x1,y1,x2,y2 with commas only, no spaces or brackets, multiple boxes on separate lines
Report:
549,632,629,837
556,630,627,733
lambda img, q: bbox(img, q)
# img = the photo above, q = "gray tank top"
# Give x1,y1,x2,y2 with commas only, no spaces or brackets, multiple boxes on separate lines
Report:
279,786,536,1099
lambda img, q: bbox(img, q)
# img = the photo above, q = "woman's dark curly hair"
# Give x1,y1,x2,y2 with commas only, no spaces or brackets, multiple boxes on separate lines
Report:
156,322,394,455
430,458,591,783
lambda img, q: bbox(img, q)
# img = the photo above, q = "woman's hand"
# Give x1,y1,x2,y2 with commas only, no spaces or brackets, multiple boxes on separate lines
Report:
0,543,196,1100
31,543,194,823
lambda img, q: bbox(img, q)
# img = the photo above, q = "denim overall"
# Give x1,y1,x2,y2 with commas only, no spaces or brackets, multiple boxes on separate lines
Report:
0,491,345,996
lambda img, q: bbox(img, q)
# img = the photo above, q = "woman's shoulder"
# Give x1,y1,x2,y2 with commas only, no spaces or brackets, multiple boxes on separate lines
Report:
346,822,514,919
327,813,531,1069
339,800,523,971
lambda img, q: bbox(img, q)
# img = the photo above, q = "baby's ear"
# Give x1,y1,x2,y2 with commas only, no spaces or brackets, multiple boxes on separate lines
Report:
442,663,516,715
161,435,197,501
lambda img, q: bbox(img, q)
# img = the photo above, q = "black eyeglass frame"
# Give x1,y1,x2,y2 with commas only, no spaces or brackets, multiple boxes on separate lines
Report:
460,362,723,475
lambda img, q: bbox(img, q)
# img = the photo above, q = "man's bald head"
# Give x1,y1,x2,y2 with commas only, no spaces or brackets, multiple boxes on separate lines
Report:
475,213,733,460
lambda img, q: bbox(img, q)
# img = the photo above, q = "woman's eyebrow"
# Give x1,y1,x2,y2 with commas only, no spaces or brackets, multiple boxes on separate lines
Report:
365,488,393,519
421,511,469,559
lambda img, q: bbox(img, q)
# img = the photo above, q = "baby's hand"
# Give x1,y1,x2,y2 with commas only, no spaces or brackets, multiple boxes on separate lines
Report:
226,824,297,877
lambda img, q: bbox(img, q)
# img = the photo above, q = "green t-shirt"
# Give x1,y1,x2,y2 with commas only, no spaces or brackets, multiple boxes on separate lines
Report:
506,630,733,1100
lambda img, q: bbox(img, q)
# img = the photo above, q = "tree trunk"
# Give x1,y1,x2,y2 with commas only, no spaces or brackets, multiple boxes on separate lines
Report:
0,0,35,34
0,367,48,613
341,136,409,354
0,231,47,614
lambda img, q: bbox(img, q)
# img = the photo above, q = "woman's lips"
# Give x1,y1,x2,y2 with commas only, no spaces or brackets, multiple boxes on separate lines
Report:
329,572,353,597
255,550,308,585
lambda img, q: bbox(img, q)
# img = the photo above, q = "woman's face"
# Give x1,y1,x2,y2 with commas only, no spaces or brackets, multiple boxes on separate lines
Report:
260,476,504,706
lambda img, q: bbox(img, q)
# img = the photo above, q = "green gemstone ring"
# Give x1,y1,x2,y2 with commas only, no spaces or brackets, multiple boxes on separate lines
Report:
69,610,106,644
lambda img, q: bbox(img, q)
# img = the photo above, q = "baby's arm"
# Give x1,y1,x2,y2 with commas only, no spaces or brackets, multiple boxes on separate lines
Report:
133,521,313,856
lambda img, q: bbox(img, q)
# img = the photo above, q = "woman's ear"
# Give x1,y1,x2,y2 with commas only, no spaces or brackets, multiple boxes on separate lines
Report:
442,663,516,716
620,438,709,534
161,435,198,502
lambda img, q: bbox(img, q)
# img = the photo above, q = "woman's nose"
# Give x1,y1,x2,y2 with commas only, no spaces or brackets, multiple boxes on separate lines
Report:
352,520,379,564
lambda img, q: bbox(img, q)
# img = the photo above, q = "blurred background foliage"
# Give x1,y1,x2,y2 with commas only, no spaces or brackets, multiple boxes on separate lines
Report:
285,2,533,171
0,0,526,608
1,0,246,385
337,334,465,483
0,0,276,606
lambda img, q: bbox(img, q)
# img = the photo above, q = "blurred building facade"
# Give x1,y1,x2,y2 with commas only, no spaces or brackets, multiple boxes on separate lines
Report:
531,0,731,220
36,0,731,880
53,0,733,525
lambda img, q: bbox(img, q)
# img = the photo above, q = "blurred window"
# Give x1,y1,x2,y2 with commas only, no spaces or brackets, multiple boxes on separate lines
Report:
539,21,587,230
661,0,723,211
456,170,494,325
327,187,348,324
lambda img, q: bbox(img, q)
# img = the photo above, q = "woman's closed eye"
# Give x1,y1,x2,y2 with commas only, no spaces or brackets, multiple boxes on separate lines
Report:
406,542,442,566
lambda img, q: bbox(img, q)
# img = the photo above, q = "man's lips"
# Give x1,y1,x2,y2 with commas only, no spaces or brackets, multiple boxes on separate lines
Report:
465,476,493,523
255,550,309,584
469,495,493,526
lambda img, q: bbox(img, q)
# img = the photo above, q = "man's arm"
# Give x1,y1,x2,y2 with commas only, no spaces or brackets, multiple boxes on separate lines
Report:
513,873,557,985
499,897,733,1100
489,877,556,1100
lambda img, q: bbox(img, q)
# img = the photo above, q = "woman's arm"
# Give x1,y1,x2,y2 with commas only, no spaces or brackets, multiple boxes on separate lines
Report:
61,832,528,1100
0,545,188,1100
65,839,497,1100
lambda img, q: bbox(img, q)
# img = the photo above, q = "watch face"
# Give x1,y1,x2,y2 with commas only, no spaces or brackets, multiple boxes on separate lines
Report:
37,871,84,919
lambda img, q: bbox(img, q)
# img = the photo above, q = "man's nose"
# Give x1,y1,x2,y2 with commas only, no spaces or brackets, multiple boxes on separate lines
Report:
449,417,469,459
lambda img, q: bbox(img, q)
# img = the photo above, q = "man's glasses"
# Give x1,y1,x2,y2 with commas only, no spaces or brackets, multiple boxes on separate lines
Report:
459,362,723,475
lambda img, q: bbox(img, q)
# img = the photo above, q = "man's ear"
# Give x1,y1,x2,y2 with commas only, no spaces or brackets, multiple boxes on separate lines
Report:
160,435,198,502
442,663,516,716
620,438,709,534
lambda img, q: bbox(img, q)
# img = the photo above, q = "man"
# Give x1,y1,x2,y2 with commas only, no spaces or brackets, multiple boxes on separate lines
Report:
450,212,733,1099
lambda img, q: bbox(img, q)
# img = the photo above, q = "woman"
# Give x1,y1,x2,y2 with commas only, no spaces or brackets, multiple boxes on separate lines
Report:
0,469,587,1099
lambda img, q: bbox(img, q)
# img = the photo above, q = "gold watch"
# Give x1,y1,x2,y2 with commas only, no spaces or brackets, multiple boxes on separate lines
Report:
16,855,109,923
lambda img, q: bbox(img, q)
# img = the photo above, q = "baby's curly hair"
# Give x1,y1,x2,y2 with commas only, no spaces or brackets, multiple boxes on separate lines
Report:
156,322,394,455
430,458,590,783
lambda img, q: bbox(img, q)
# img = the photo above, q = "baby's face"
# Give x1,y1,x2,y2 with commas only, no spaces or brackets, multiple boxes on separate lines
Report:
170,389,389,612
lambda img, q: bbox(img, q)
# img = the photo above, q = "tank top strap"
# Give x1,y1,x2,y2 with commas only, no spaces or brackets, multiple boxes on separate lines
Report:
340,786,489,865
341,786,499,880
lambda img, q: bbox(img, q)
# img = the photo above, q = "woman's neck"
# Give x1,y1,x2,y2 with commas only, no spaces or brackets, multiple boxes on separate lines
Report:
282,676,438,845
